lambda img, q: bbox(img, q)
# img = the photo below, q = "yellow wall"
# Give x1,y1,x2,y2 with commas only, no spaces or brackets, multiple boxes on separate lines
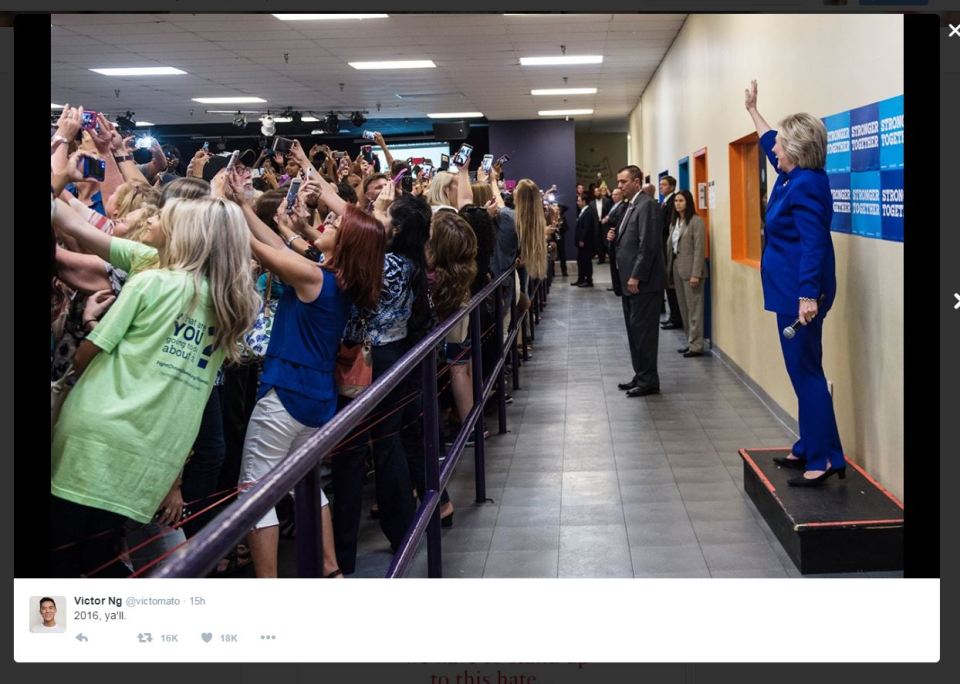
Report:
629,14,904,498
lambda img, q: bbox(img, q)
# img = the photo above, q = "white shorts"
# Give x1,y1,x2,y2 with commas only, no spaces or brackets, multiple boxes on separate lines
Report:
239,388,329,530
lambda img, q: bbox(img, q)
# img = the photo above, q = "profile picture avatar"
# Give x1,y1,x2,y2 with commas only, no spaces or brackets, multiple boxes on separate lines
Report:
30,596,66,633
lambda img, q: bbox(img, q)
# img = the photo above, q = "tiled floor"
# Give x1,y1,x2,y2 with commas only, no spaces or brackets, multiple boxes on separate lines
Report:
349,267,901,579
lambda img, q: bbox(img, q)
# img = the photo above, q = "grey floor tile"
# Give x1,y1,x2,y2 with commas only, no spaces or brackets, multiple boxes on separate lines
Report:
509,456,564,472
700,543,787,572
439,525,495,554
630,545,708,576
559,545,634,578
617,467,677,485
622,500,689,524
692,518,769,546
627,520,700,547
710,568,788,578
446,503,501,529
671,466,735,484
684,499,759,523
559,524,629,551
496,504,561,528
500,486,563,508
561,503,626,527
506,470,563,488
483,550,559,578
490,525,560,551
677,481,745,503
620,482,683,504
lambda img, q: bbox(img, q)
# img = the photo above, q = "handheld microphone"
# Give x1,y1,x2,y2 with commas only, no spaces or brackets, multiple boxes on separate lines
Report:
782,295,825,339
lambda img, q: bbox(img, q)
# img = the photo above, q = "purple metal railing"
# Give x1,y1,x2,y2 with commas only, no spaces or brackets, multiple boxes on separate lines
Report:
154,263,546,579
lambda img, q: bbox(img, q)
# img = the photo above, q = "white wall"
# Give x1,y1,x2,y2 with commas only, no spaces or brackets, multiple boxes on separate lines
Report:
629,14,904,498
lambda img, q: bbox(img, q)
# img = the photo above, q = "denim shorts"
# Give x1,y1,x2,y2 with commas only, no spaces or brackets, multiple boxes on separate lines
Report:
444,341,472,366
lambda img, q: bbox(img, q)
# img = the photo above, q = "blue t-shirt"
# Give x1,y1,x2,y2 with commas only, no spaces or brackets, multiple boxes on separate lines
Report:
258,269,350,427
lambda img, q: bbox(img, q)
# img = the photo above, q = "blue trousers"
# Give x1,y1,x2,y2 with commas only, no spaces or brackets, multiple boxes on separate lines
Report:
776,313,845,471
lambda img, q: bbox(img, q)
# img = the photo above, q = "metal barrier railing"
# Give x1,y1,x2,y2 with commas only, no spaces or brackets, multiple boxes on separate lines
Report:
155,263,547,579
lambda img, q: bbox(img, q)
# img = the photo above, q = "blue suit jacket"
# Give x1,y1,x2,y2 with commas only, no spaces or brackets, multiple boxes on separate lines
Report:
759,130,837,316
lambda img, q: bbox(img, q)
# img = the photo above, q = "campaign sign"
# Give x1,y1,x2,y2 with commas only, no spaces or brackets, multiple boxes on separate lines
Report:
850,171,882,239
878,95,904,171
880,168,904,242
827,172,851,234
850,103,881,173
824,111,851,174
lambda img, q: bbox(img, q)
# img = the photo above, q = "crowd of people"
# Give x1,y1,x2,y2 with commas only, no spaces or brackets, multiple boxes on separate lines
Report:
49,104,565,578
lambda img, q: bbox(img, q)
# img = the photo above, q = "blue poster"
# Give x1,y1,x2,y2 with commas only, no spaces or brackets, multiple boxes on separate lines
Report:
878,95,904,170
823,111,851,174
850,103,881,172
880,169,904,242
827,172,851,234
850,172,882,238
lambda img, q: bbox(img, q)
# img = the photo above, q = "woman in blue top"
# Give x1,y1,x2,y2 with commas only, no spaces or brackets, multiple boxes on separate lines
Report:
225,169,385,577
745,80,845,486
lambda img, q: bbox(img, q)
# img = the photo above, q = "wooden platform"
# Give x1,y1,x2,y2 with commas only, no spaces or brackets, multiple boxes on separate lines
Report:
740,448,904,575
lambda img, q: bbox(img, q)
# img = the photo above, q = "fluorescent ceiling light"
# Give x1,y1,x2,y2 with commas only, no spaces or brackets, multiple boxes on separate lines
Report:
90,66,187,76
427,112,484,119
302,116,319,122
192,97,267,104
205,110,262,114
136,121,154,126
538,108,594,116
273,14,388,20
531,87,597,96
272,117,292,123
51,103,63,109
520,55,603,66
349,60,435,70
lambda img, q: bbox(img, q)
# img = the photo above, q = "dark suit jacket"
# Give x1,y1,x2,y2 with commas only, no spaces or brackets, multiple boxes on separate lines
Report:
614,192,666,295
660,191,676,259
605,201,628,296
592,196,613,221
575,205,599,250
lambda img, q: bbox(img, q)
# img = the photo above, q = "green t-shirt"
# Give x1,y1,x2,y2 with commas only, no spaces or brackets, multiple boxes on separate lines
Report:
109,236,159,275
51,264,225,524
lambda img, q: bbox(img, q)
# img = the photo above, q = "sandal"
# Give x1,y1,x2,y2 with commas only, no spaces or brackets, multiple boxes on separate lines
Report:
326,568,344,578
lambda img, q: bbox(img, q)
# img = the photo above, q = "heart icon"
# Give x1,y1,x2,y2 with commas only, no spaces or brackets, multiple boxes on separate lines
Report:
201,633,213,643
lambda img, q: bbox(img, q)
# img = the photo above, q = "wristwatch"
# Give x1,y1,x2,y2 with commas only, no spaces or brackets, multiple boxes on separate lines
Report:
114,154,133,163
51,134,69,145
285,234,304,247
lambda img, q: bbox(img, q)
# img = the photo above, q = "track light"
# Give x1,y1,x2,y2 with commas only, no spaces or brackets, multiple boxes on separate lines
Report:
322,112,340,134
350,111,366,127
233,112,247,128
115,111,136,132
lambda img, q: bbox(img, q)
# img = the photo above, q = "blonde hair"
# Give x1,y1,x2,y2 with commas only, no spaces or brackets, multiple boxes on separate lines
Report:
110,181,160,218
427,172,457,207
777,113,828,170
471,182,493,207
513,179,548,280
158,198,260,363
119,204,161,242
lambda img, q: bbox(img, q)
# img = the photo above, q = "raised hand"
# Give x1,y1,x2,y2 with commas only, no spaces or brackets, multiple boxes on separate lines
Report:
55,105,83,142
745,79,758,111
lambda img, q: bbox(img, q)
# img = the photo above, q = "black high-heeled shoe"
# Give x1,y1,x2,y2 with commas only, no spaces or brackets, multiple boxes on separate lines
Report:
773,455,806,469
787,466,846,487
441,512,454,528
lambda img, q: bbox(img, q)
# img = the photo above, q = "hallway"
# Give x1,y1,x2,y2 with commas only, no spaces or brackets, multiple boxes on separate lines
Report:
351,269,897,578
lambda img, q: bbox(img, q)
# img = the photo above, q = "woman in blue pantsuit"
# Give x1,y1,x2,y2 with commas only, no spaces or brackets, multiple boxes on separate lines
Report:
745,80,846,486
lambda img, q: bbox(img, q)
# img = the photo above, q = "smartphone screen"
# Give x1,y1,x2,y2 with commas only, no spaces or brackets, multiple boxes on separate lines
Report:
439,154,450,172
285,179,302,213
495,154,510,167
481,154,494,173
271,136,294,154
362,130,377,141
83,157,106,182
202,141,210,152
452,143,473,168
135,137,155,150
226,150,240,170
81,111,99,130
421,164,433,178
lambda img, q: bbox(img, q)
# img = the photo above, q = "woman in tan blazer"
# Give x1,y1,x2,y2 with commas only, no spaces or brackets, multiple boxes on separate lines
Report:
665,190,707,356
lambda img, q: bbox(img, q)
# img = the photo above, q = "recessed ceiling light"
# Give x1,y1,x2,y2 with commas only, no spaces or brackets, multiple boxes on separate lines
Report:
531,87,598,96
192,97,267,104
349,60,436,70
538,109,594,116
90,67,187,76
136,121,155,127
427,112,484,119
273,14,388,20
520,56,603,66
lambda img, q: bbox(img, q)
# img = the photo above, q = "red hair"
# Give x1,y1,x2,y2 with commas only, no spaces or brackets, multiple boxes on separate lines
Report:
322,204,385,310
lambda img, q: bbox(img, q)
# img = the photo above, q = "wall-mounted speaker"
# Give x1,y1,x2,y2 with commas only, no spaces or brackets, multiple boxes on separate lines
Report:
432,121,469,141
